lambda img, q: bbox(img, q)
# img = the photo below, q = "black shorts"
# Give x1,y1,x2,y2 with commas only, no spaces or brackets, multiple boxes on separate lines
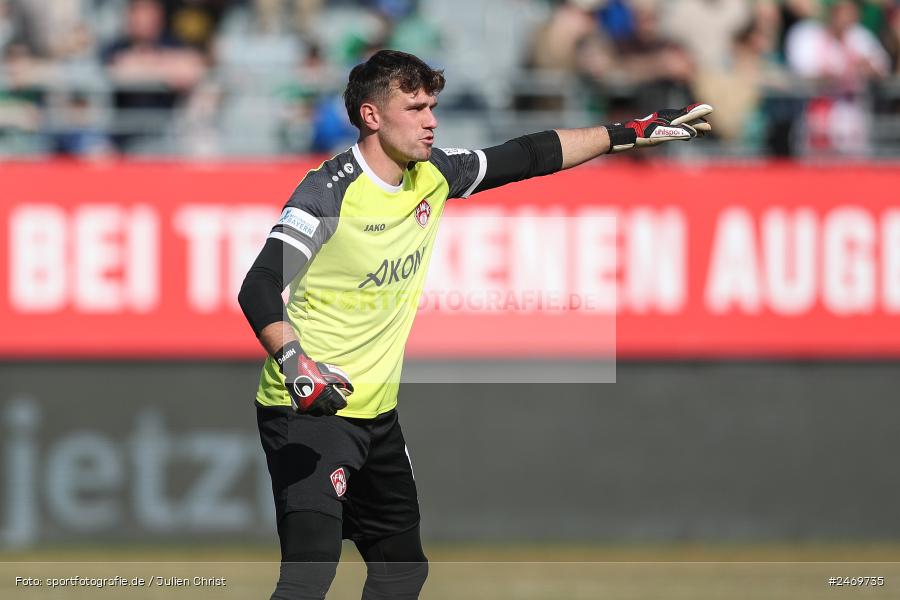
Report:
257,404,421,542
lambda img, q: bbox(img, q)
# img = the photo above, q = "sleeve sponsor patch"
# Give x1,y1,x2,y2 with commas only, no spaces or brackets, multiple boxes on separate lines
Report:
277,207,320,238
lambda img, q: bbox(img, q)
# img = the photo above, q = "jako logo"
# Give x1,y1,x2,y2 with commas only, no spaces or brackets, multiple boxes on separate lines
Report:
358,245,427,288
364,223,386,232
415,200,431,228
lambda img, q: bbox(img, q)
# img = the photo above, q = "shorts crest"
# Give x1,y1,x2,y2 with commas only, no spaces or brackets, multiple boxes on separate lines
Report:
330,467,347,497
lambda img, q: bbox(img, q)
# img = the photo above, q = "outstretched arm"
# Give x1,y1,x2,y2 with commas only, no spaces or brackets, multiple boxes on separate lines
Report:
557,103,713,169
458,104,713,197
556,126,612,169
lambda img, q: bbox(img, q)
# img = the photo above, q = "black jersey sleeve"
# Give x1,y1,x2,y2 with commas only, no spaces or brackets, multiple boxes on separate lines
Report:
429,147,487,199
238,237,309,337
476,130,563,194
269,169,343,260
430,131,563,199
239,162,349,338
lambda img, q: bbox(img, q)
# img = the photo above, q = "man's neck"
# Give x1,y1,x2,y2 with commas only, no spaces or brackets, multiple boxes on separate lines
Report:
357,134,406,186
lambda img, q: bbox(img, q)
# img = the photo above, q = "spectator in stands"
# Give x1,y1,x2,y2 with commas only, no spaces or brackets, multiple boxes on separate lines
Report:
661,0,751,71
337,0,442,67
0,0,10,50
309,93,357,153
277,40,355,154
49,90,113,157
519,0,614,111
779,0,822,53
376,0,442,64
857,0,891,36
102,0,207,151
3,0,114,157
785,0,890,155
0,41,42,144
596,0,636,45
0,2,38,148
526,0,612,76
7,0,93,61
254,0,322,39
176,78,223,156
162,0,232,56
0,0,95,107
694,8,795,155
881,2,900,74
607,0,695,118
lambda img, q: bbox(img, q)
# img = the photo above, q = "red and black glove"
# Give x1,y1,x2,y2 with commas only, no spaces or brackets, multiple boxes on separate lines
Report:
275,341,353,416
605,103,713,153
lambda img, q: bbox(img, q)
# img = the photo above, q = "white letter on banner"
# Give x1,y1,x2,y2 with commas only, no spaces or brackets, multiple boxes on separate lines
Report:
625,208,685,314
0,399,39,546
884,210,900,312
126,205,159,313
10,205,67,312
510,209,566,314
575,209,617,314
46,434,122,530
823,207,875,315
422,217,459,310
75,205,124,312
228,207,278,311
458,208,505,313
132,410,177,530
173,205,226,313
762,208,817,315
179,433,251,528
705,208,761,313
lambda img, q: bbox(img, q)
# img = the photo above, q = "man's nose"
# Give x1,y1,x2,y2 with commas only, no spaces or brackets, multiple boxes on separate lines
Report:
423,108,437,129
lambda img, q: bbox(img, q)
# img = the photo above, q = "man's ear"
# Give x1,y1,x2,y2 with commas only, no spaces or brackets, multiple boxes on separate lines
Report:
360,102,380,131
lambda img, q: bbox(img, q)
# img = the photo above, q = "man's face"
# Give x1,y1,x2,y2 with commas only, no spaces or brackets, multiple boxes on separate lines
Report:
376,86,438,164
128,0,164,43
829,1,859,36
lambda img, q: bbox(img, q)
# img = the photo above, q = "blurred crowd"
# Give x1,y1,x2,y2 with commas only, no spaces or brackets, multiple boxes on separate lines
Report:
523,0,900,157
0,0,436,156
1,0,899,158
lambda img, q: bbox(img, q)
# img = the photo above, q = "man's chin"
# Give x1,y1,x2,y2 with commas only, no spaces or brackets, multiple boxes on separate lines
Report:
407,147,432,164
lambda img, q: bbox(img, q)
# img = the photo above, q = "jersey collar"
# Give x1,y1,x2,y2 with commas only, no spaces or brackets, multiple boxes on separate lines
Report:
352,144,404,194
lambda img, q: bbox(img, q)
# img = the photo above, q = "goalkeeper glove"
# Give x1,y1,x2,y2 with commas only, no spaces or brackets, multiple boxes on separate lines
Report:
275,341,353,416
605,103,713,154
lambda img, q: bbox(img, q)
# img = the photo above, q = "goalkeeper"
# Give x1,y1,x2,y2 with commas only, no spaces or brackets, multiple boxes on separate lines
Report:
238,49,712,600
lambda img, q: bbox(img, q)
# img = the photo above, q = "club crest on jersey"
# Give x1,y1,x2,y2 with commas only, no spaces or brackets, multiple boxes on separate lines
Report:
330,467,347,497
414,200,431,228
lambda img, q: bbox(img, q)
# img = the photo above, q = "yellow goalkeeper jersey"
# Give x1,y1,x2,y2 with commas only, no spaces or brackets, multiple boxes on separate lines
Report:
255,144,486,418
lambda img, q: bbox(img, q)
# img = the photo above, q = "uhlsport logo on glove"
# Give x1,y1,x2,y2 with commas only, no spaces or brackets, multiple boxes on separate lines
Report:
292,376,315,398
654,126,689,137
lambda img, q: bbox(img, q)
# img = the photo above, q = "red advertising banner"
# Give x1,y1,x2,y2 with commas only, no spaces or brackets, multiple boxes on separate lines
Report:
2,161,898,358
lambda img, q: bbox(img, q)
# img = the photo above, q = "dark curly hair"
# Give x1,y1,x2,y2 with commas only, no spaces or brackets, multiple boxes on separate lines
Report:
343,50,445,129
